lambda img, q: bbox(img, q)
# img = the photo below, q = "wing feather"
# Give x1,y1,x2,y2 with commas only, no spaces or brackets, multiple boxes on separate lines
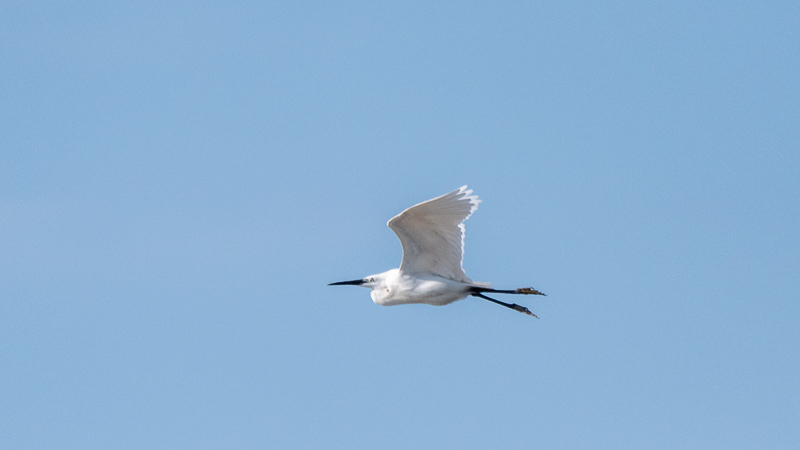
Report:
387,186,481,282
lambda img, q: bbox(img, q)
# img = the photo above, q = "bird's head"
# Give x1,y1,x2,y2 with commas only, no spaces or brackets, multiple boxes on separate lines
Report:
328,275,380,289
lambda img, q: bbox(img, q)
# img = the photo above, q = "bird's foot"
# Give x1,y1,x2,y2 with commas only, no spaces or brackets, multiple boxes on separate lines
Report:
516,287,546,296
511,304,539,318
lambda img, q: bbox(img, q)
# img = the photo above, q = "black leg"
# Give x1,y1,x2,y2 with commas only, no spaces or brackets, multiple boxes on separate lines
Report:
471,292,538,318
471,287,546,296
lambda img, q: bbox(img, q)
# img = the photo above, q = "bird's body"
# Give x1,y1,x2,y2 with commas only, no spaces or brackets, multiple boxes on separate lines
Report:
366,268,474,306
330,186,545,317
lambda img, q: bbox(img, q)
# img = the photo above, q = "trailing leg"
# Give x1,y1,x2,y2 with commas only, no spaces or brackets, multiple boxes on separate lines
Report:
470,292,538,318
471,286,546,296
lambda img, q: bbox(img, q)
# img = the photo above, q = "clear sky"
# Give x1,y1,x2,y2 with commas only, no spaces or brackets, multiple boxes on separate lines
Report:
2,1,799,449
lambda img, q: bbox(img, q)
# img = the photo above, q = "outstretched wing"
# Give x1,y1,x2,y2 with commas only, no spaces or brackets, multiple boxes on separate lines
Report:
387,186,481,282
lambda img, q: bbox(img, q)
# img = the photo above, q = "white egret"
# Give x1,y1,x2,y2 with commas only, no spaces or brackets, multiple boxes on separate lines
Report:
329,186,546,317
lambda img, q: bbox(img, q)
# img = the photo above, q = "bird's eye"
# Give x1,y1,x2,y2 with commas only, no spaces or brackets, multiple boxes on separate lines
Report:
369,278,374,282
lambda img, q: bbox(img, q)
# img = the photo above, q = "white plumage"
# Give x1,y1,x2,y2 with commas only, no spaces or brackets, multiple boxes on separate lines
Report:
388,185,480,284
329,186,546,317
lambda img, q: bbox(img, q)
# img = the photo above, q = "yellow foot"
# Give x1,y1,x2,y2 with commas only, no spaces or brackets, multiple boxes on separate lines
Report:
511,304,539,318
516,287,546,296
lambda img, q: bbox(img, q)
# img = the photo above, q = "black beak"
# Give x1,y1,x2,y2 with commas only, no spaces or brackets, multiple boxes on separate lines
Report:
328,279,366,286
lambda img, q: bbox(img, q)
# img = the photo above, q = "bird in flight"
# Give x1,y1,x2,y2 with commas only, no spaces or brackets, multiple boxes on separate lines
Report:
329,186,546,317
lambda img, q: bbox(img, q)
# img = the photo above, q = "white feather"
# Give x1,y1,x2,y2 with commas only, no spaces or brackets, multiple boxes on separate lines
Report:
387,185,481,283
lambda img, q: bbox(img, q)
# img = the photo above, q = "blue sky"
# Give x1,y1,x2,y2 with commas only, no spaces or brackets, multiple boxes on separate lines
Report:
2,1,799,448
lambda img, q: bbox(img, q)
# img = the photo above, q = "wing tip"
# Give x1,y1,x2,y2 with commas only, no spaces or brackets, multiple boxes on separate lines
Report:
455,185,481,218
454,185,481,279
